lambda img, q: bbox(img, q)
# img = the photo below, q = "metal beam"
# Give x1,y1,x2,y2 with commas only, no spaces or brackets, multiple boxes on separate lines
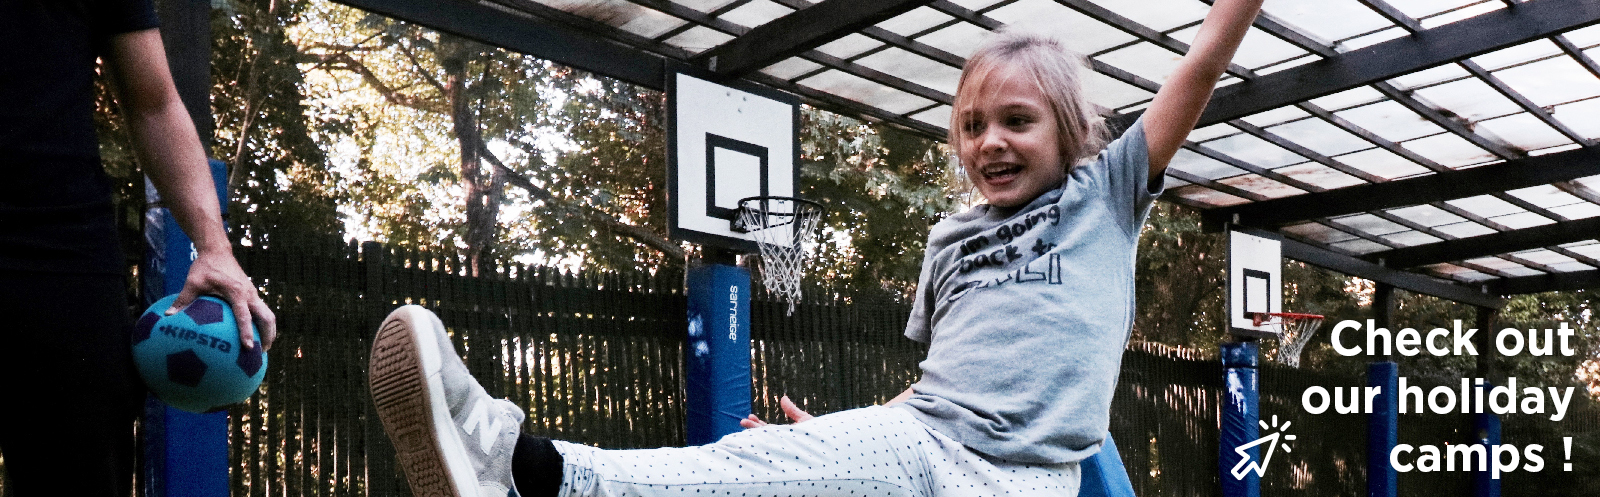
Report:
1203,146,1600,228
1110,0,1600,130
333,0,668,90
1236,227,1503,307
1489,268,1600,294
1362,216,1600,268
695,0,934,77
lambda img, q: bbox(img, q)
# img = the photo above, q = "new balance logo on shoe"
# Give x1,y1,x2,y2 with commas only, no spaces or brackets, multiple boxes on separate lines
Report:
462,397,506,454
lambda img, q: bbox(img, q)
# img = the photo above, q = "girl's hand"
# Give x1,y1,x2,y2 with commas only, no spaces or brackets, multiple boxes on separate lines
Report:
739,395,813,429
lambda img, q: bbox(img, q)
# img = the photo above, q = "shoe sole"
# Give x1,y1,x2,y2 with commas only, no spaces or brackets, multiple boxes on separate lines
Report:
370,306,478,497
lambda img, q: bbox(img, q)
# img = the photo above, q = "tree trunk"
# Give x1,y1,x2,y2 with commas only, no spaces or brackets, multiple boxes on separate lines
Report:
442,40,501,276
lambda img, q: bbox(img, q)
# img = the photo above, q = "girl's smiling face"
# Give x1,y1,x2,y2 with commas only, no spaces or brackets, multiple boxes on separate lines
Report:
957,64,1066,209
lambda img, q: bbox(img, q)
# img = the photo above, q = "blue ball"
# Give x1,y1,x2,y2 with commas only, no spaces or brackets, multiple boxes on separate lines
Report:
132,294,267,413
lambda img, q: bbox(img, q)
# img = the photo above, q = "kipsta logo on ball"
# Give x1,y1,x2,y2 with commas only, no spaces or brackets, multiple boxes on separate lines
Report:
132,294,267,413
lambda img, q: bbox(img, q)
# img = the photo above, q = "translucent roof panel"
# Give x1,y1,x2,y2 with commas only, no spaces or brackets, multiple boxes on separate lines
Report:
1255,54,1320,75
1083,0,1210,32
1565,24,1600,47
1332,213,1410,236
1335,101,1446,142
1399,133,1495,168
760,58,824,80
1386,205,1468,227
1309,86,1386,111
1411,78,1522,123
1433,221,1498,238
1201,135,1307,168
1488,211,1558,229
1188,123,1242,142
1080,71,1155,110
1471,39,1563,72
797,70,934,114
1167,26,1311,71
813,33,882,60
1384,230,1445,247
916,22,990,60
1341,27,1410,51
1513,249,1582,267
1169,185,1250,206
1492,56,1600,107
675,0,744,13
1550,202,1600,220
663,26,736,54
1506,185,1586,210
1216,174,1307,199
1272,163,1366,190
1418,2,1505,30
853,47,962,94
1447,195,1526,218
1477,114,1577,151
1281,222,1361,244
1260,0,1395,43
1389,63,1471,90
718,0,793,29
1170,149,1249,180
1550,97,1600,138
1331,238,1393,255
1264,118,1373,156
910,105,952,128
876,7,953,37
984,0,1138,55
1332,148,1433,180
1239,106,1311,127
1095,43,1186,85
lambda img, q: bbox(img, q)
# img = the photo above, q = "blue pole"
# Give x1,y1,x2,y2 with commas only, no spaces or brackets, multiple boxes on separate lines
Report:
1221,341,1260,497
1368,362,1399,497
1474,384,1502,497
141,158,231,497
684,262,753,445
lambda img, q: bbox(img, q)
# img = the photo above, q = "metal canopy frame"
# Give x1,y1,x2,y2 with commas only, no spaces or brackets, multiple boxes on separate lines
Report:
325,0,1600,303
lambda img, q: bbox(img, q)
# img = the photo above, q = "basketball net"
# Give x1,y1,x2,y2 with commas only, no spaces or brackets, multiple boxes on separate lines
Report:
1253,312,1324,368
736,197,823,316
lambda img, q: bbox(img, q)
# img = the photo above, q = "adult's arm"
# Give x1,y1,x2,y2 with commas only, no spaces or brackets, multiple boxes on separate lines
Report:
1142,0,1264,178
105,29,278,350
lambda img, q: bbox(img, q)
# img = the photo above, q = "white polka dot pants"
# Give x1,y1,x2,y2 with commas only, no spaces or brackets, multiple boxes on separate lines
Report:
551,406,1080,496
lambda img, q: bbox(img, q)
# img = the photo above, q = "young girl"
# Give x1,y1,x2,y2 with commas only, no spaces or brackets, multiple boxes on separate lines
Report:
369,2,1264,495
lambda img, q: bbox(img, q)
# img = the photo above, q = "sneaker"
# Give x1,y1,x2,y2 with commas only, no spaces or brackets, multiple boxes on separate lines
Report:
370,305,525,497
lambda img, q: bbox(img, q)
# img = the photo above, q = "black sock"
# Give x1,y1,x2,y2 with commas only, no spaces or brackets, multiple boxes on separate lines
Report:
512,434,564,497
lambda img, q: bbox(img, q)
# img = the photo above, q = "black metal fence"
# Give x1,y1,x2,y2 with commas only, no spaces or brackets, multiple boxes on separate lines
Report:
2,238,1593,496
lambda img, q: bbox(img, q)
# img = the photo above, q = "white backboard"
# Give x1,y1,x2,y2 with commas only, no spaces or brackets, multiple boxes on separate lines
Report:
668,71,799,252
1229,229,1282,336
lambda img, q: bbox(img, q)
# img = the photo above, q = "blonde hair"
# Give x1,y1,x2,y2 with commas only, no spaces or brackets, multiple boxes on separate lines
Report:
950,29,1108,170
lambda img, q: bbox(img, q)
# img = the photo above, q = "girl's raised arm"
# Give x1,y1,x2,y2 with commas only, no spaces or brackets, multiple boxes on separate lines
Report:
1143,0,1264,179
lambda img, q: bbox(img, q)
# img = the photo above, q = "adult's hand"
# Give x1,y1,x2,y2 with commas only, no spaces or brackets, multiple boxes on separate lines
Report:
165,248,277,351
739,395,813,429
105,30,279,352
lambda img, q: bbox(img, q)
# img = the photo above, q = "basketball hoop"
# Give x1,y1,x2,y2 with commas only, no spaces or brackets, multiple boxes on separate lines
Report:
733,196,824,315
1249,312,1324,368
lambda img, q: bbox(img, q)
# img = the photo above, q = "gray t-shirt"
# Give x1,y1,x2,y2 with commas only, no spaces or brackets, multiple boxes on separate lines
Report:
895,118,1161,464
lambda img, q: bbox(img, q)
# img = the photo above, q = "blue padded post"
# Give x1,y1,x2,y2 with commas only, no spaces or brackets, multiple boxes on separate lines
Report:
1079,433,1136,497
684,263,753,445
1474,384,1502,497
1368,362,1399,497
1221,341,1260,497
141,158,231,497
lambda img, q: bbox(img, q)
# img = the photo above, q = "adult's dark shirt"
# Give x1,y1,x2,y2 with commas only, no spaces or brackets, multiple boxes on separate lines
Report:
0,0,160,274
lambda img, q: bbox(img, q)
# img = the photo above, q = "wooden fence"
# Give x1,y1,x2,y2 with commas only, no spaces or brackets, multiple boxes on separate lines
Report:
2,238,1592,496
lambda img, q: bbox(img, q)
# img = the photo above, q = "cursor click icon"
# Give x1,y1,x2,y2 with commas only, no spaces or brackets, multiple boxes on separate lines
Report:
1231,415,1297,479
